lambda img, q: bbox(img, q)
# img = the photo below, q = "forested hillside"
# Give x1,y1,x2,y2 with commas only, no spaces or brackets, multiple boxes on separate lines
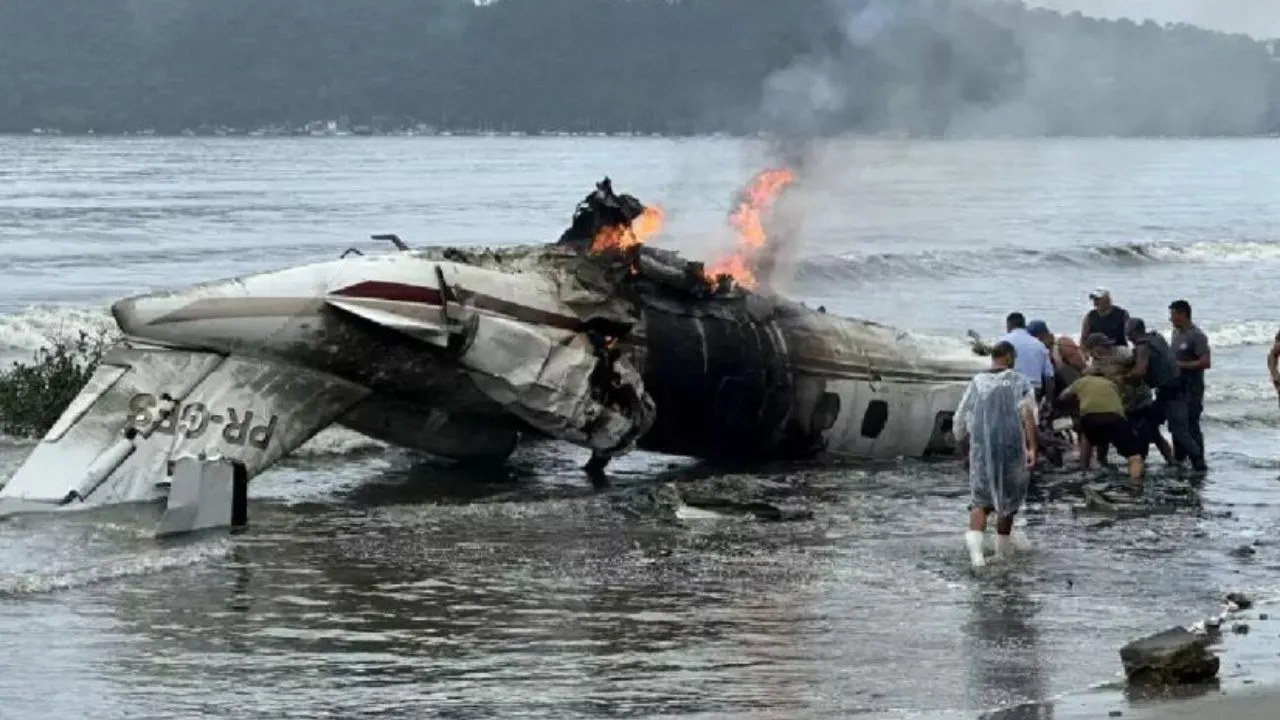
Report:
1,0,1277,136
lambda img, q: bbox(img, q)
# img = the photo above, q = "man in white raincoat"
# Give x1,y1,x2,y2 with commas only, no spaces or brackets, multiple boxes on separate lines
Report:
954,340,1038,568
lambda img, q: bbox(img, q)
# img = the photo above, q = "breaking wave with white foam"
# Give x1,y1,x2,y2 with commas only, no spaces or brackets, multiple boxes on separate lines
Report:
798,238,1280,284
0,305,115,359
0,535,232,596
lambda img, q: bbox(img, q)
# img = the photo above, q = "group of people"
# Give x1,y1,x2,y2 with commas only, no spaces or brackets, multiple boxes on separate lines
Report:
956,288,1212,568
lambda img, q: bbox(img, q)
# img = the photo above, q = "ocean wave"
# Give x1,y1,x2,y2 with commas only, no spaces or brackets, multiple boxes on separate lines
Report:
1204,379,1273,404
0,536,231,596
797,238,1280,284
293,428,388,457
0,305,115,360
1202,391,1280,429
1200,321,1278,348
1202,409,1278,430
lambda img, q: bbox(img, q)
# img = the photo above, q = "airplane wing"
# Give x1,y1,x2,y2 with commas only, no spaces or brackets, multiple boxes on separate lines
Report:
0,343,371,510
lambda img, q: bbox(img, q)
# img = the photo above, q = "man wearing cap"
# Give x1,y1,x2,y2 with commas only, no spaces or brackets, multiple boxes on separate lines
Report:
1029,319,1084,449
1000,312,1056,403
1081,288,1130,350
1029,320,1085,389
1083,333,1131,380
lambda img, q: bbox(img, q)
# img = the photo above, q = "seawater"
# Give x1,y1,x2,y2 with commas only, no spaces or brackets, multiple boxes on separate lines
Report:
2,136,1279,719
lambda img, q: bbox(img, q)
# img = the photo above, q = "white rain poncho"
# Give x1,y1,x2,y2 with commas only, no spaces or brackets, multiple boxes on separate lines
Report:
953,368,1037,517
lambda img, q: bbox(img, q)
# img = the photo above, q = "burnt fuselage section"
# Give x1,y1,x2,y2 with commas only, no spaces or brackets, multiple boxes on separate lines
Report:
631,297,793,461
622,271,975,464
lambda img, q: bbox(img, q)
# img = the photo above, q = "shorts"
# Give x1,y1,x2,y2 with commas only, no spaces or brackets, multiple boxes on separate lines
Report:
1080,412,1142,458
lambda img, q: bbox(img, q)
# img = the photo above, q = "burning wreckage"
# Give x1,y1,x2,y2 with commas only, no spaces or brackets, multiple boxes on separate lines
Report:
0,173,983,530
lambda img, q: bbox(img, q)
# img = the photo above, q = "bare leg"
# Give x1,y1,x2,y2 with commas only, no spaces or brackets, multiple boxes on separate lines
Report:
1126,454,1144,484
995,515,1015,535
994,513,1019,560
969,506,989,532
584,452,610,488
1078,436,1092,471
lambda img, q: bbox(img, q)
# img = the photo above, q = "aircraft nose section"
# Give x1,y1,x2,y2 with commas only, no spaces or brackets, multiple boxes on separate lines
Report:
109,284,244,350
108,269,320,355
111,293,177,340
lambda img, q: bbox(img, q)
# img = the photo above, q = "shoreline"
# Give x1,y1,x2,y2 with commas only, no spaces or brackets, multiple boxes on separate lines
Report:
1038,683,1280,720
982,595,1280,719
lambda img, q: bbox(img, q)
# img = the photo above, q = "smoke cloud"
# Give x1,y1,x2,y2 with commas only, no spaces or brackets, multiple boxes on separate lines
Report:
741,0,1278,293
754,0,1275,141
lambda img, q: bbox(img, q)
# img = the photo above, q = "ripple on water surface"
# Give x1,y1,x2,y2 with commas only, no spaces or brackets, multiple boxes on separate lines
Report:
0,447,1273,719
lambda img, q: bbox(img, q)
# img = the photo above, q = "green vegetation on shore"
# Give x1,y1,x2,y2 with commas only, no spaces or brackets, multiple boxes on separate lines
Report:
0,330,114,438
1,0,1278,137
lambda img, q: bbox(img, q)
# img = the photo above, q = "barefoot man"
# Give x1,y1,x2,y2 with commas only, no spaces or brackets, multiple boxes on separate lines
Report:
954,340,1038,568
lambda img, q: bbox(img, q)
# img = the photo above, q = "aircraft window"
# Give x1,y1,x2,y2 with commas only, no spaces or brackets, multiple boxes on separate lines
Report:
924,411,956,456
860,400,889,439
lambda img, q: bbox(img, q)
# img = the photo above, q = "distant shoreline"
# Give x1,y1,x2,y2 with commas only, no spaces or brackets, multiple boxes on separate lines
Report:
5,130,1280,141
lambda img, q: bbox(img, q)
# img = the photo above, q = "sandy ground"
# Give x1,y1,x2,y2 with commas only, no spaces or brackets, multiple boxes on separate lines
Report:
1126,687,1280,719
1048,684,1280,720
1031,599,1280,720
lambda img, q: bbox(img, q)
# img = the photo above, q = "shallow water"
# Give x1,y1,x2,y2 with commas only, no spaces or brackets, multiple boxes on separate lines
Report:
2,136,1280,718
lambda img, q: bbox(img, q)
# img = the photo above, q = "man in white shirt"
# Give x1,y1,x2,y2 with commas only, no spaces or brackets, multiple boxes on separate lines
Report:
1000,312,1056,403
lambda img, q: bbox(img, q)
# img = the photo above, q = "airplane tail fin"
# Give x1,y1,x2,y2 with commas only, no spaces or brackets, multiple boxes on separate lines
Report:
0,343,370,511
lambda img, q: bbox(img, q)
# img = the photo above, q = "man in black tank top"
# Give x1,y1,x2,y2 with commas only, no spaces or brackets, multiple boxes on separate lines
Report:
1080,288,1130,349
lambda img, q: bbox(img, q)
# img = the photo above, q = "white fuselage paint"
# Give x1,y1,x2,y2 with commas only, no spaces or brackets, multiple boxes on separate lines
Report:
819,377,967,459
109,246,985,464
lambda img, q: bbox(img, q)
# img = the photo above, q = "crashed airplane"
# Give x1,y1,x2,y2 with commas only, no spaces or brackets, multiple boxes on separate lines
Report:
0,174,984,522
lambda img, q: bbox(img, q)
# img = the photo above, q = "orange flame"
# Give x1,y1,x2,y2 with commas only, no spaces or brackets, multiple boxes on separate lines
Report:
705,168,796,290
589,206,665,254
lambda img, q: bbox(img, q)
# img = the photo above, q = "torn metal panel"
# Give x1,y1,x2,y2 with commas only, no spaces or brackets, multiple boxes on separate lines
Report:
451,312,655,457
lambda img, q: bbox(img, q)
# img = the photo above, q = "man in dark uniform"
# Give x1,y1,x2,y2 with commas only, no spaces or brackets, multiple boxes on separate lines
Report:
1168,300,1210,472
1080,288,1130,349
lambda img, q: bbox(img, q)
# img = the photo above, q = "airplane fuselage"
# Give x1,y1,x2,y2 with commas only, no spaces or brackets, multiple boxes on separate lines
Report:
109,246,983,465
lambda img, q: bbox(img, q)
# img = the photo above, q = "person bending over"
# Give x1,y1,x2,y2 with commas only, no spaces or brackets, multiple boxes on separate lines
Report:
1059,368,1145,484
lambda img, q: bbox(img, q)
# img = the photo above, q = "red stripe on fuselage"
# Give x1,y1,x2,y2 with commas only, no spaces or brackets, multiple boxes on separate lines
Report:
333,281,443,305
331,280,584,331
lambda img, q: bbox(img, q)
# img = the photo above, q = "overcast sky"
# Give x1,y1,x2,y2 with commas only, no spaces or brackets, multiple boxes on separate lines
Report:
1025,1,1280,38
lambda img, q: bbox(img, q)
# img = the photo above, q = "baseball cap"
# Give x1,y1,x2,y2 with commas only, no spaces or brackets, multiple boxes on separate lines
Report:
1085,332,1114,348
1089,287,1111,300
1027,320,1049,336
